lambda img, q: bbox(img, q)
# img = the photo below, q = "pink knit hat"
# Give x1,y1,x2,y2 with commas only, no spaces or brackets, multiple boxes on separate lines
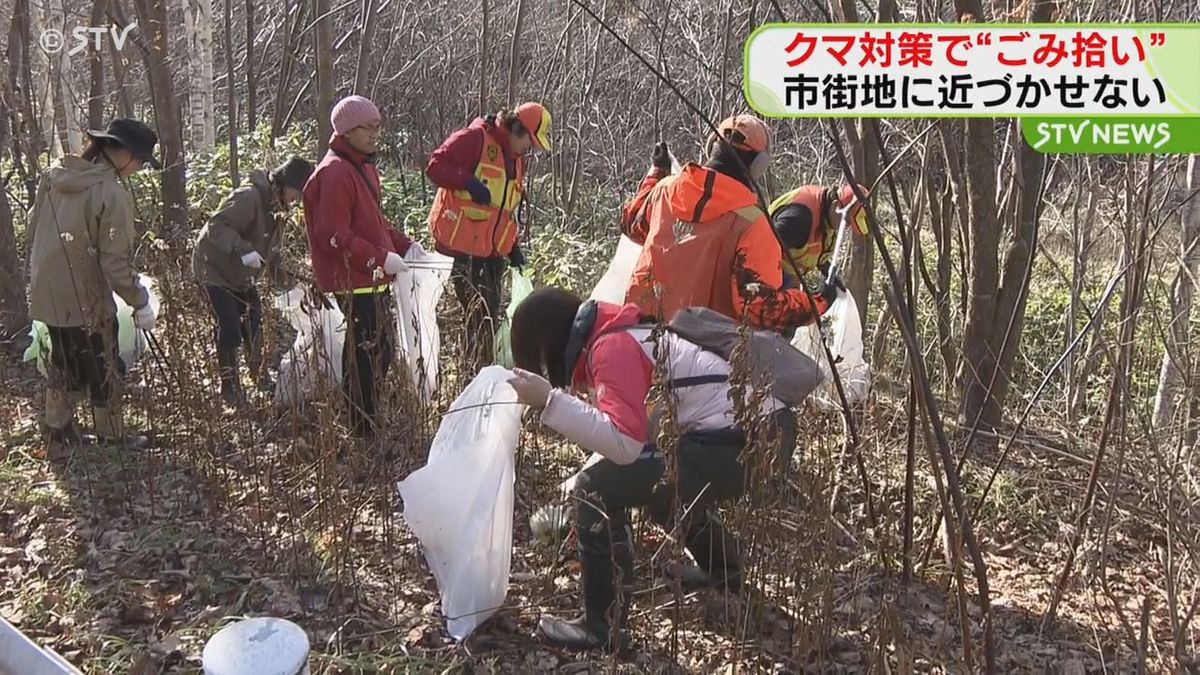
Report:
331,95,381,136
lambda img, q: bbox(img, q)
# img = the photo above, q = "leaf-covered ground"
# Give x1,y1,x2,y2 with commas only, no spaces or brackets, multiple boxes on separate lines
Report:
1,308,1194,673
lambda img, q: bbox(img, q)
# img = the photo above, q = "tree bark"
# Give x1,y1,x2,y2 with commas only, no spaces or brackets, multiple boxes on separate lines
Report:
1152,155,1200,431
8,0,43,202
245,0,257,132
353,0,377,95
28,0,61,158
478,0,489,112
314,0,333,156
132,0,190,235
88,0,108,130
270,0,304,140
505,0,526,105
185,0,217,150
106,0,135,118
225,0,239,185
0,80,29,342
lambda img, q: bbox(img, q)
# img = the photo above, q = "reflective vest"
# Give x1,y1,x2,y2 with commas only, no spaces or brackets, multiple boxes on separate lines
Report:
429,126,525,257
626,174,764,320
770,185,833,276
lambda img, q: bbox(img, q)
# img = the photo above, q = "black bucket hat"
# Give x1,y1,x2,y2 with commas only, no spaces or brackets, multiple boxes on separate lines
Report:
86,118,161,169
270,156,315,191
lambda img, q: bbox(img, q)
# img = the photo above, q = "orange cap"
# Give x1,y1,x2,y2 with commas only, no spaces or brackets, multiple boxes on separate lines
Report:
515,102,552,151
713,114,771,153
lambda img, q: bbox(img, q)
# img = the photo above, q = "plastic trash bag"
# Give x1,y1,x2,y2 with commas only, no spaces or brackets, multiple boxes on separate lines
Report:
589,235,642,305
790,289,871,408
24,276,162,377
392,246,454,405
493,270,535,368
397,366,526,640
274,287,346,408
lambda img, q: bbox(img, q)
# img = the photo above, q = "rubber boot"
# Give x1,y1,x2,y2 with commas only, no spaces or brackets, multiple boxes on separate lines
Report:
93,404,151,450
663,516,743,592
539,527,633,652
217,348,244,406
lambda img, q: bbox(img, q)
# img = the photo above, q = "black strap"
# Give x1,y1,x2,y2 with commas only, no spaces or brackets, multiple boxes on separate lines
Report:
331,149,381,204
671,374,728,389
690,169,717,223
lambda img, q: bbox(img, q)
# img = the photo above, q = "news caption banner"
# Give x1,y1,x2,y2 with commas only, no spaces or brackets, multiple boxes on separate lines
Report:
744,24,1200,154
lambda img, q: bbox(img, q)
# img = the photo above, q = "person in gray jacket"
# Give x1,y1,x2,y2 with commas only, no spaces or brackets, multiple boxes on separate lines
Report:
192,156,313,405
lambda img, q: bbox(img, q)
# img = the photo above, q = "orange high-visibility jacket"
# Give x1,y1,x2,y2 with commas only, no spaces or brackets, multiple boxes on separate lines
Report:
769,185,833,277
619,164,828,331
428,119,525,257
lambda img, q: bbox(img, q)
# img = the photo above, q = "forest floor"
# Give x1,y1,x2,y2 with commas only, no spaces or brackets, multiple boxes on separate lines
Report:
1,303,1196,673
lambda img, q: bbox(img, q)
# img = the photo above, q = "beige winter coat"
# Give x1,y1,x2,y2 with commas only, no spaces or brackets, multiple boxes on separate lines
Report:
191,170,287,290
28,156,149,328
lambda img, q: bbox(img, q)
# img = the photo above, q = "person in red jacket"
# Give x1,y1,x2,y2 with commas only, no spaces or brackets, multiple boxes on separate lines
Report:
304,95,414,439
425,102,551,368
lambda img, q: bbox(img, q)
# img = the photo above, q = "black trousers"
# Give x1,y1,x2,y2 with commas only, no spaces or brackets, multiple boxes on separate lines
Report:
204,284,262,353
47,321,121,406
573,428,749,590
451,255,505,367
336,291,396,438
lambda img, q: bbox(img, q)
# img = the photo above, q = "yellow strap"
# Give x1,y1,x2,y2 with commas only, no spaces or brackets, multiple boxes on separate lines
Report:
351,284,390,295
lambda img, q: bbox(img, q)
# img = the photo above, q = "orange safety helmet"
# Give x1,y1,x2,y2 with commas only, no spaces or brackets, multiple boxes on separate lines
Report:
711,114,771,154
838,183,870,237
515,102,552,151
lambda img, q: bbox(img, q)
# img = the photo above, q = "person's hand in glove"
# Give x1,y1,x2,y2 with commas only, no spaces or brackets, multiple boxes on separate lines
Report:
383,251,409,276
650,141,673,178
806,272,845,314
241,250,265,269
465,177,492,205
508,245,526,271
133,303,156,331
508,368,552,408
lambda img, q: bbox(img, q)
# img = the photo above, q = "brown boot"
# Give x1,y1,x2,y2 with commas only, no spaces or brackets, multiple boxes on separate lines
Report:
44,387,78,462
93,405,151,450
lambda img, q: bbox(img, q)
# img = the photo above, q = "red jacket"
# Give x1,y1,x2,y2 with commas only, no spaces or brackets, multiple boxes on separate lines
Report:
304,135,412,293
425,117,517,191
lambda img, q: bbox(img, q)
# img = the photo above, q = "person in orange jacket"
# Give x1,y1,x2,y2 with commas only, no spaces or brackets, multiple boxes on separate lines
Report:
769,182,870,286
619,115,839,333
425,102,551,367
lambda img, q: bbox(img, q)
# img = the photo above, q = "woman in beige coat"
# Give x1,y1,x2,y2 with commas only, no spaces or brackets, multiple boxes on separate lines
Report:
28,118,160,457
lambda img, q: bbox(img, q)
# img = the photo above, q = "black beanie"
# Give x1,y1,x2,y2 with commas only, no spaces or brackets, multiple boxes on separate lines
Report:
271,156,315,191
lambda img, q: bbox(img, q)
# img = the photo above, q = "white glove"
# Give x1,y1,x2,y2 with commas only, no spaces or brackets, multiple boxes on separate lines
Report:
133,304,156,331
383,251,408,276
241,251,265,269
404,241,426,261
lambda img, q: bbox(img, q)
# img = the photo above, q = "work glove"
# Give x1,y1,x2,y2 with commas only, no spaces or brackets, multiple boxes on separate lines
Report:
651,141,672,176
133,303,157,331
241,250,265,269
807,273,845,312
465,177,492,205
508,245,526,271
383,251,408,276
404,240,426,261
508,368,552,408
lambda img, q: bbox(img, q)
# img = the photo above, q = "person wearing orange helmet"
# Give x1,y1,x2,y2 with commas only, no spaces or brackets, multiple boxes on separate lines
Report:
619,114,839,332
770,182,870,284
426,101,551,367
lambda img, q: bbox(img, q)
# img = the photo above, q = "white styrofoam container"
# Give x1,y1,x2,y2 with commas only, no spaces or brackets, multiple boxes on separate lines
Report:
201,617,310,675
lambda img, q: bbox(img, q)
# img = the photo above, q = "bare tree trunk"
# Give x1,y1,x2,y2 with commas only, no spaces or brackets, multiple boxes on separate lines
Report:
353,0,377,94
8,0,43,201
0,81,28,342
28,0,62,158
314,0,333,156
185,0,215,150
478,0,489,112
107,0,135,118
1153,155,1200,430
88,0,108,130
505,0,526,105
132,0,190,234
50,0,83,154
270,0,304,140
225,0,239,185
245,0,257,131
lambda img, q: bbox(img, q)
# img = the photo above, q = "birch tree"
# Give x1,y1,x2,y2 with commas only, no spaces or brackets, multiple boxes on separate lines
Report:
1152,155,1200,431
185,0,216,149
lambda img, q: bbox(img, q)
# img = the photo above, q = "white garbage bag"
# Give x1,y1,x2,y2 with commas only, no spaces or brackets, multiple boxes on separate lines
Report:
397,366,525,640
273,287,346,408
589,235,643,305
391,246,454,405
791,289,871,408
24,276,162,376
